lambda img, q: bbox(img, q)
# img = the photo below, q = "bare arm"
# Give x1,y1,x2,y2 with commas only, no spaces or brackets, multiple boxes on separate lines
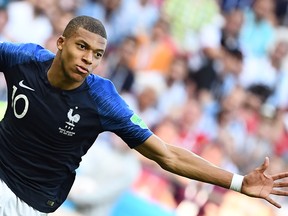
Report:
134,134,288,208
135,135,233,188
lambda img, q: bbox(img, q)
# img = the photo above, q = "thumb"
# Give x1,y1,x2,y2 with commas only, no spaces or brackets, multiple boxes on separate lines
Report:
257,157,269,173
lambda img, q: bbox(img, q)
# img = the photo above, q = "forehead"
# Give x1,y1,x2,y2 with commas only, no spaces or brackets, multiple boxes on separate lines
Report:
69,27,107,51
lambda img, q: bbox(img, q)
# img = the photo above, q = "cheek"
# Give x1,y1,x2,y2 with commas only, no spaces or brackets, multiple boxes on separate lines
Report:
66,48,79,61
62,49,79,66
92,59,102,70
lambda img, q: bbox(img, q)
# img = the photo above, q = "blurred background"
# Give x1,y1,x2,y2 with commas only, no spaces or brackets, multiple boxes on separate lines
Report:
1,0,288,215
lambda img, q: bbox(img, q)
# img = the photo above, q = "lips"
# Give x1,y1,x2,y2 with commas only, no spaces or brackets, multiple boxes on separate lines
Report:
76,65,89,74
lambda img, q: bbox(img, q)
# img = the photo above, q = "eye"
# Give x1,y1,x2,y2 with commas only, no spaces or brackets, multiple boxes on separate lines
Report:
77,43,86,50
94,52,103,59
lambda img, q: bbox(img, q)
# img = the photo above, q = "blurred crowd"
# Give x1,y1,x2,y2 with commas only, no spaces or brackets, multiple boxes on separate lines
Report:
1,0,288,216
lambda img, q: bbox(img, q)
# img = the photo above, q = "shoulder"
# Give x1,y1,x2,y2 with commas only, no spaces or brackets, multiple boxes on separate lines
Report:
86,74,133,114
86,74,119,97
0,42,54,66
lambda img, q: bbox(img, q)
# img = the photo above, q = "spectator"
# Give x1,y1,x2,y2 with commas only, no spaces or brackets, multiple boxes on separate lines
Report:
133,0,160,35
123,72,165,128
77,0,141,51
275,0,288,26
157,55,189,118
131,17,177,74
267,40,288,109
0,6,10,42
239,0,277,58
103,36,139,94
5,0,53,45
67,133,142,216
220,9,244,51
220,0,253,12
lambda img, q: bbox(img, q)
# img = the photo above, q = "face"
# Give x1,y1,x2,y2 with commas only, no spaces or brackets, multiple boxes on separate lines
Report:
0,9,8,32
119,38,137,65
168,57,188,81
253,0,274,20
222,50,243,75
224,10,244,36
56,27,107,88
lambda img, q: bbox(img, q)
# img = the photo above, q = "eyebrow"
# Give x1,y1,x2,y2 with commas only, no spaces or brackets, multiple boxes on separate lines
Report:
77,39,105,53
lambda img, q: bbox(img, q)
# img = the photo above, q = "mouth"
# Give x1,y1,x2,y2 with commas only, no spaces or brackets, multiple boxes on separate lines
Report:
76,65,89,74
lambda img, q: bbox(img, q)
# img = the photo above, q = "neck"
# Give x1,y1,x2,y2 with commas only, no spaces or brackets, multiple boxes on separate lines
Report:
48,56,82,90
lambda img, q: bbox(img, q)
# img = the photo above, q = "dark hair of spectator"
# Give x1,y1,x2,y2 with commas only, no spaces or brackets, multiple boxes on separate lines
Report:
247,84,273,103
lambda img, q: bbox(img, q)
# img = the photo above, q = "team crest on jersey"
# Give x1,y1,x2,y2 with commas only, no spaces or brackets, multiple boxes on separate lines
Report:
130,113,148,129
58,107,81,136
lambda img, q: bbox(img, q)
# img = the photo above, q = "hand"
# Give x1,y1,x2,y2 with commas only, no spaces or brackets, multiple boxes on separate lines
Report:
241,157,288,208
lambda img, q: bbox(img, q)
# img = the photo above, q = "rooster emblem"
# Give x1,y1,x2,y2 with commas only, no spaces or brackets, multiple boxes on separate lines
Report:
66,108,80,129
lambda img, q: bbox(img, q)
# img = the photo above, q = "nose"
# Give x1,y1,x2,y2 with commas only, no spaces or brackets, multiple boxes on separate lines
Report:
82,51,93,65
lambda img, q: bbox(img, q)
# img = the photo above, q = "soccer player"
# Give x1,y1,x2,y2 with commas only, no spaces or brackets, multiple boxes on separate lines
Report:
0,16,287,216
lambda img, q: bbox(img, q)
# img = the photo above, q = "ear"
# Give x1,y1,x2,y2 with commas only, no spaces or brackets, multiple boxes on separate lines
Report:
57,36,65,51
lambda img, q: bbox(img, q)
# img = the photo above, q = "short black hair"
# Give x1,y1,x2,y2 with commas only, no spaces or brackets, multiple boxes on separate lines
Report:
63,15,107,39
247,84,272,103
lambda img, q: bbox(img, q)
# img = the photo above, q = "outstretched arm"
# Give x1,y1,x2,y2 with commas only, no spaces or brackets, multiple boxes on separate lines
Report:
134,134,288,208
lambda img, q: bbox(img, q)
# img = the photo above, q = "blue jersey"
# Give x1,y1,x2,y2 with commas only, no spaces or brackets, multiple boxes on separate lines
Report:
0,42,153,213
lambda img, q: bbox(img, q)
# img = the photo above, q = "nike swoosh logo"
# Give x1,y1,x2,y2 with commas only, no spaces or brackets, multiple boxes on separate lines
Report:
19,80,35,91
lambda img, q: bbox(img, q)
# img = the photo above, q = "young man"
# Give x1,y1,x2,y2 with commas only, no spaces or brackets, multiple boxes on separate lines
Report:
0,16,287,216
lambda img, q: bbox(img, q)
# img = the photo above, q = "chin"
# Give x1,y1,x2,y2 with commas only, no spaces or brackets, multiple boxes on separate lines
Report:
69,73,86,84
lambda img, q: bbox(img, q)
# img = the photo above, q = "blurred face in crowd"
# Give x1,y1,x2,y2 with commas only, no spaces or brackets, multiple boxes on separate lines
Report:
270,41,288,69
138,87,158,111
167,56,188,83
221,86,246,112
253,0,275,21
29,0,57,13
119,37,138,66
244,92,263,112
221,48,243,76
151,19,170,41
102,0,121,11
52,12,75,35
140,0,149,6
0,9,8,33
179,99,202,131
223,9,244,37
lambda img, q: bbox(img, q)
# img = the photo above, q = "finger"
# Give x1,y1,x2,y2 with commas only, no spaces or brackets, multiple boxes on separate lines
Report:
272,172,288,181
256,157,269,173
270,189,288,196
273,181,288,188
265,196,281,208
